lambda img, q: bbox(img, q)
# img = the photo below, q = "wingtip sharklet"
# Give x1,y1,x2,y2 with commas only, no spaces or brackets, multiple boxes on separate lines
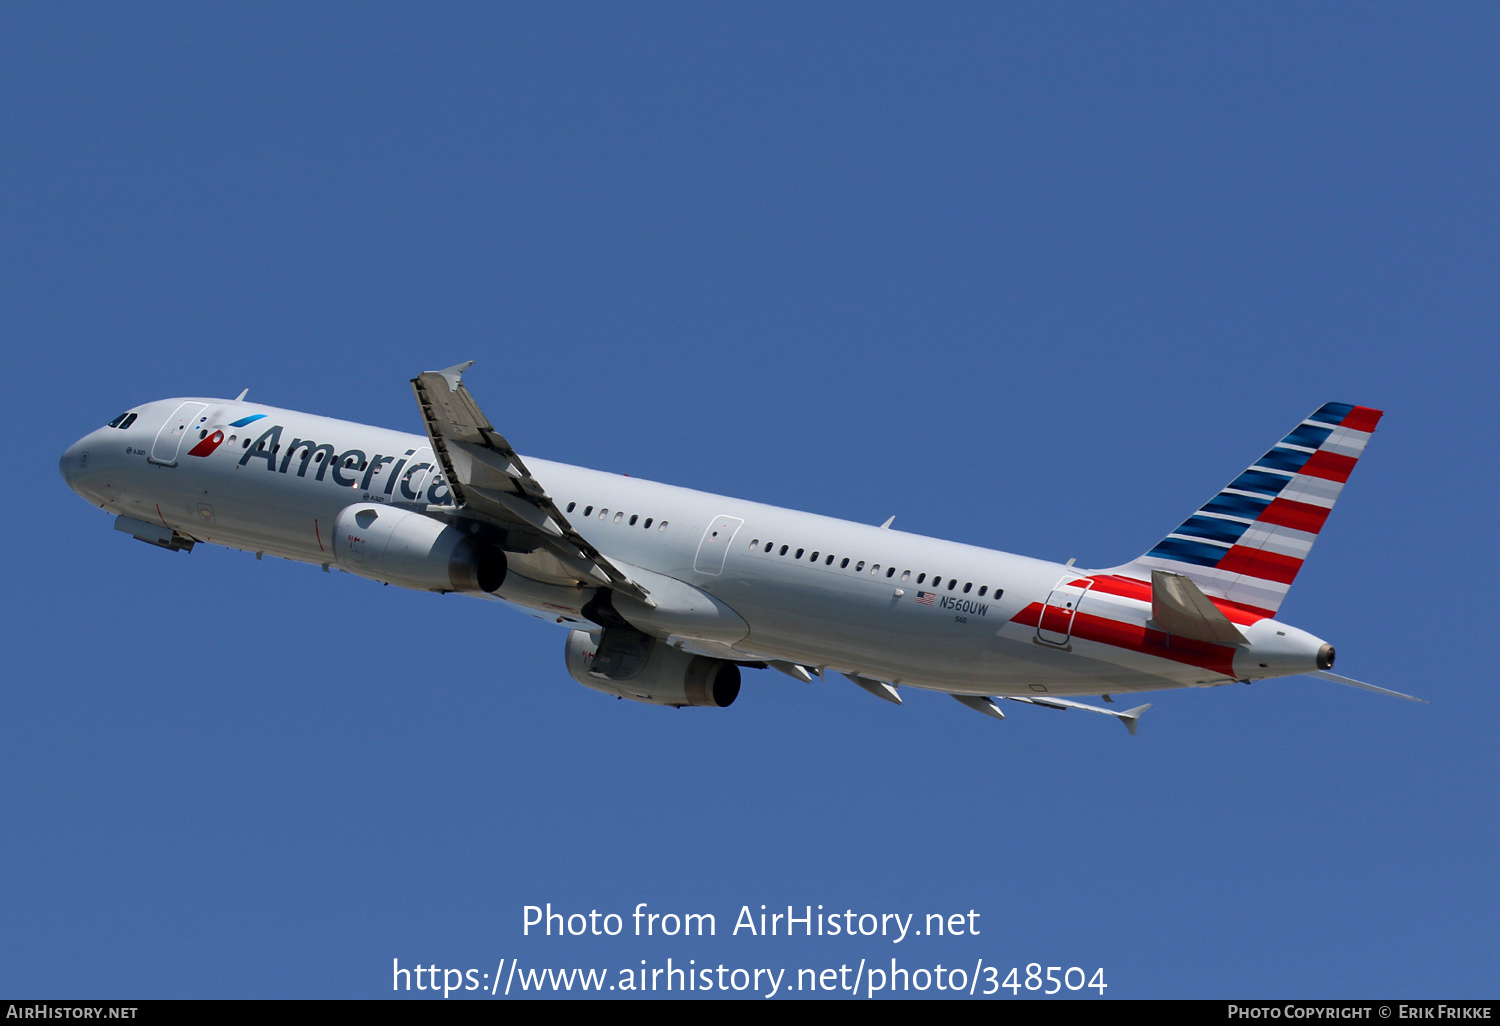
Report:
1120,703,1153,736
436,361,475,392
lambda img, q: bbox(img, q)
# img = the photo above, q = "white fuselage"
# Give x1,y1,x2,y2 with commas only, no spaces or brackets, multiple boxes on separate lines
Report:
61,397,1330,699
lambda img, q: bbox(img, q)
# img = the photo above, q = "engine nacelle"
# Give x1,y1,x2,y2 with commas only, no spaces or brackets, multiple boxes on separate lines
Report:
564,628,741,708
332,503,506,594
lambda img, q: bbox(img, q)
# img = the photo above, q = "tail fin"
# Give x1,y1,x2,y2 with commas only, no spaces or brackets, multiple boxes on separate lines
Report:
1103,403,1382,617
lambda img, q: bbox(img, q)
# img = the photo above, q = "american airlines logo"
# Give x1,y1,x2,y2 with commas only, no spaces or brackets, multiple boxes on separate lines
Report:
185,413,265,458
187,430,226,458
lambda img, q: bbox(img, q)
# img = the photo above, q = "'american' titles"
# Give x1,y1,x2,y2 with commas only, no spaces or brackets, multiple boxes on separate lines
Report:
236,423,454,506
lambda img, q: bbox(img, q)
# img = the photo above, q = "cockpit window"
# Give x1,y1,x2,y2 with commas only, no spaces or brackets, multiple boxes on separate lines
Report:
107,412,129,428
121,413,137,428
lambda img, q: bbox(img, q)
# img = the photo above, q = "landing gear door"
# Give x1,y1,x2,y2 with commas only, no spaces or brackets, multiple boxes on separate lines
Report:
1036,576,1094,646
149,402,209,466
693,515,744,576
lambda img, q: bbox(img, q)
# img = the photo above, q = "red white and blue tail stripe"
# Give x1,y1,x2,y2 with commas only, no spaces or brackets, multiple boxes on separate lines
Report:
1104,402,1382,617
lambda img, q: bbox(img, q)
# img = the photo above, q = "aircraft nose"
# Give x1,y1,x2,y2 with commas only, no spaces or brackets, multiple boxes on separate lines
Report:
59,438,86,486
60,430,108,498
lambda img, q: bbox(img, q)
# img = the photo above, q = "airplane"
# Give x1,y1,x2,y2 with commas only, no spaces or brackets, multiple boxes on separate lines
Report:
58,363,1421,733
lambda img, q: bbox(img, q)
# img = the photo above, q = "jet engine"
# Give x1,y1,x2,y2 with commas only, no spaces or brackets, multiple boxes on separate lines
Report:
331,503,506,594
564,628,741,708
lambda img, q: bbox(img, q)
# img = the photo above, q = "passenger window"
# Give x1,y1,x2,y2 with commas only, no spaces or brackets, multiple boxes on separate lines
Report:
825,555,834,565
644,518,653,529
840,558,849,568
614,511,624,523
795,548,804,559
243,439,251,448
886,567,896,578
931,577,941,588
566,502,576,513
749,539,759,549
599,509,608,520
917,573,926,584
871,564,880,575
855,561,865,572
978,586,988,596
583,506,593,517
780,545,789,555
629,515,638,526
963,582,972,593
948,580,958,590
901,570,911,581
810,551,819,561
658,522,669,531
764,542,773,552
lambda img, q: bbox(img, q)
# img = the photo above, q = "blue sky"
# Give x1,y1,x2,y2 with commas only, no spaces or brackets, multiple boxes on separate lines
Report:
2,3,1495,998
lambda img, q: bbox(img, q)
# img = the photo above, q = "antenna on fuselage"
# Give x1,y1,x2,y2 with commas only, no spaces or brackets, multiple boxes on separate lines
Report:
235,388,249,401
879,516,895,529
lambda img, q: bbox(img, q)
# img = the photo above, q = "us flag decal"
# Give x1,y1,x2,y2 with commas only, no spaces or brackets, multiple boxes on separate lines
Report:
916,592,935,605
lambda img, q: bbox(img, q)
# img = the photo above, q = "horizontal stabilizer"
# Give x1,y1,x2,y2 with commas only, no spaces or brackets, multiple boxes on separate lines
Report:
845,673,901,705
1152,569,1247,645
1002,695,1152,735
950,694,1006,720
1307,670,1426,704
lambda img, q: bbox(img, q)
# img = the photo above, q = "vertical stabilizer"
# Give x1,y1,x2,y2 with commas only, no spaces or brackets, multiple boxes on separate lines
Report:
1104,403,1382,617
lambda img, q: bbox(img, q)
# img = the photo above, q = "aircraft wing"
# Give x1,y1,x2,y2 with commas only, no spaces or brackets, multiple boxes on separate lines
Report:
410,362,653,605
